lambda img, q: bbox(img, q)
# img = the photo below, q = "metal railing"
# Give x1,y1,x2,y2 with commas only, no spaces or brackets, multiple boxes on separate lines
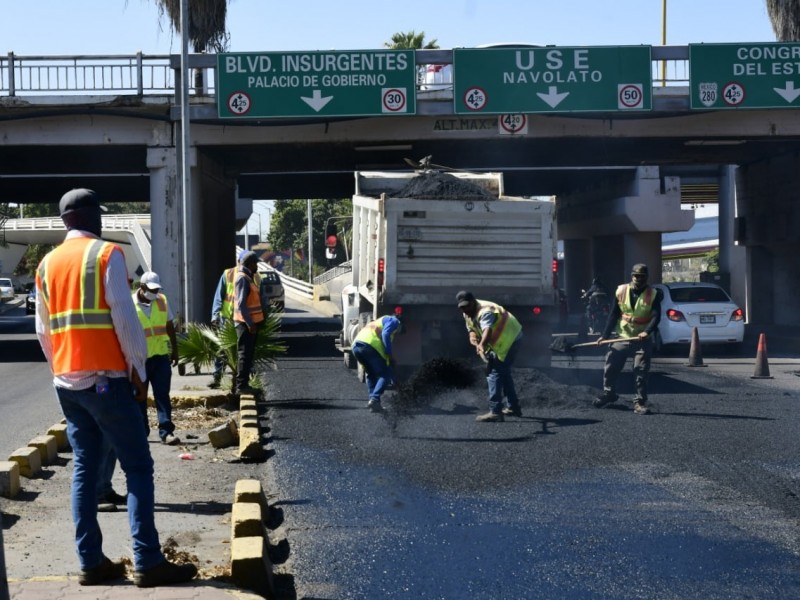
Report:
0,47,690,98
4,214,151,231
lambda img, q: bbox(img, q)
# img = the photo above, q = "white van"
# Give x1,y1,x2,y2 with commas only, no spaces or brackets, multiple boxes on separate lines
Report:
0,278,15,302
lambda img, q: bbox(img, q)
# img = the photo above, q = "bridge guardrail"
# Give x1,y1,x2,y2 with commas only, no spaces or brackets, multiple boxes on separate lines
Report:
1,48,689,98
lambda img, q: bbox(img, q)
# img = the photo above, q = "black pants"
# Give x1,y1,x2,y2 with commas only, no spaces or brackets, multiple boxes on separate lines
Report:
235,322,257,390
602,338,653,401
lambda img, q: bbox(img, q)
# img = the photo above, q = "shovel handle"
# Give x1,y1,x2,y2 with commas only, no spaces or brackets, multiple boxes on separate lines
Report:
570,336,639,349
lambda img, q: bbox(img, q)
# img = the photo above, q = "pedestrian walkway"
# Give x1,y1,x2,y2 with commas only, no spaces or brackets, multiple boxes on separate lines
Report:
2,367,268,600
7,576,264,599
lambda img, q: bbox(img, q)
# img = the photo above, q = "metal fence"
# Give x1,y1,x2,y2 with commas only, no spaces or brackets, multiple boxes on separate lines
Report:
0,48,690,98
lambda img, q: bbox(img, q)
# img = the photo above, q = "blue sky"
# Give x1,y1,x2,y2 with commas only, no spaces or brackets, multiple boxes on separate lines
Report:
2,0,777,56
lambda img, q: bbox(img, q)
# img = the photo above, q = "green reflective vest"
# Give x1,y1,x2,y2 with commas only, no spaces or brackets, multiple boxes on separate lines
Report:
354,316,395,365
464,299,522,362
135,293,171,357
615,284,656,337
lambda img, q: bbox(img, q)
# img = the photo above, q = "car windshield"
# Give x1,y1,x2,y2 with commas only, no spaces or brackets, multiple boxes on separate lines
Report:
668,287,730,303
260,273,280,284
0,279,11,286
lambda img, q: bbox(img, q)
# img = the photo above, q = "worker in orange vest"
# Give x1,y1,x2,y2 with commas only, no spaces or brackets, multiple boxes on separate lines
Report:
35,188,197,588
233,251,264,395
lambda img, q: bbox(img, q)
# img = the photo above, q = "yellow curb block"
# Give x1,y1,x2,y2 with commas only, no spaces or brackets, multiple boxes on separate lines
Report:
234,479,269,514
0,460,21,498
230,536,274,599
8,446,42,478
231,502,265,539
28,434,58,465
47,423,70,451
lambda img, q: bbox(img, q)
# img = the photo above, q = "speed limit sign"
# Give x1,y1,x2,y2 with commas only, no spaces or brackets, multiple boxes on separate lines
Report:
382,88,407,113
617,84,644,109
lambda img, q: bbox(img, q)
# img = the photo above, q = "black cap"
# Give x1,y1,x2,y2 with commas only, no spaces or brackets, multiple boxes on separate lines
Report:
631,263,649,276
456,290,476,308
59,189,107,216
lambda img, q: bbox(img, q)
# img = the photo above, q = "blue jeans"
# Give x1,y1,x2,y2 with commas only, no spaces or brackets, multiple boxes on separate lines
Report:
352,342,393,403
56,377,164,572
486,337,521,414
142,354,175,440
95,438,116,502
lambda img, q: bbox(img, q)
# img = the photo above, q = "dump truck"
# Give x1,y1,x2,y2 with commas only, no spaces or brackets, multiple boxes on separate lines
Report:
337,170,559,372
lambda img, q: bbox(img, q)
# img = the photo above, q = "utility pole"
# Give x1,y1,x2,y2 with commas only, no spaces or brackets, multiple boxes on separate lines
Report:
307,199,313,283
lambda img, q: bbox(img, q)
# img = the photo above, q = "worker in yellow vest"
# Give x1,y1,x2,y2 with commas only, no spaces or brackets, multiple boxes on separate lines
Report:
594,263,663,415
457,291,524,422
35,188,196,587
133,271,181,444
233,251,265,395
351,313,404,412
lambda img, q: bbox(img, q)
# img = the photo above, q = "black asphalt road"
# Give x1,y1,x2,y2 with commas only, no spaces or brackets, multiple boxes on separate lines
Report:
263,326,800,599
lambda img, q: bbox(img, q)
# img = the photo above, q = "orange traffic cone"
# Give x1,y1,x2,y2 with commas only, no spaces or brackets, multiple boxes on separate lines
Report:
686,326,707,367
751,333,773,379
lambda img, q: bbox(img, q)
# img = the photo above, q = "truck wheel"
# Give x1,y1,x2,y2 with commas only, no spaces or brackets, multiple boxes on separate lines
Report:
344,351,357,369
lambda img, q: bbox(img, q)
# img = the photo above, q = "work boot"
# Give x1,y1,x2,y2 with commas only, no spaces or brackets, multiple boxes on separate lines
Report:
367,399,383,412
79,556,127,585
105,490,128,505
97,502,118,513
633,400,651,415
475,412,504,422
162,433,181,445
593,391,619,408
133,560,198,588
502,406,523,417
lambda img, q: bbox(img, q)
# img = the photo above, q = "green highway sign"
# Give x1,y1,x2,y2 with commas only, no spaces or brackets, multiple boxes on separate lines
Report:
452,46,652,114
216,50,416,118
690,43,800,109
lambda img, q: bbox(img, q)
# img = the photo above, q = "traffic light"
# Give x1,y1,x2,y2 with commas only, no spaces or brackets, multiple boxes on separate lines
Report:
325,222,337,259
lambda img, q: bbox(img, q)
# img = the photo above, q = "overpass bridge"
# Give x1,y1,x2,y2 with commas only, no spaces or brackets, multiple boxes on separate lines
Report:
1,47,798,331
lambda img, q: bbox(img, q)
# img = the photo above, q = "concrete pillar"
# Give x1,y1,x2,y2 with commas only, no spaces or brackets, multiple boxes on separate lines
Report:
623,232,662,283
746,245,773,325
147,146,182,313
592,236,624,289
196,151,237,324
719,165,746,308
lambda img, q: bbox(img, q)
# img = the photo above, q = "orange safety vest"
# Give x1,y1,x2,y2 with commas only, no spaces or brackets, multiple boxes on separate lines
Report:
36,237,127,375
233,269,265,325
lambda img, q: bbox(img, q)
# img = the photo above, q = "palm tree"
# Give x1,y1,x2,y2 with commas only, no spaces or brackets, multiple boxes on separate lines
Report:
148,0,230,92
384,31,440,86
384,31,439,50
766,0,800,40
177,314,286,394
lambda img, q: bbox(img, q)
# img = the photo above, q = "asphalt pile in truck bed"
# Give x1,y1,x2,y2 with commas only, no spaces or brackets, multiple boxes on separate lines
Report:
396,170,496,200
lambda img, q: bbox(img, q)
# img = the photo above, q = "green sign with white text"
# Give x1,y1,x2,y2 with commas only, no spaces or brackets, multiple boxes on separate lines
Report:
453,46,652,114
690,43,800,109
216,50,416,118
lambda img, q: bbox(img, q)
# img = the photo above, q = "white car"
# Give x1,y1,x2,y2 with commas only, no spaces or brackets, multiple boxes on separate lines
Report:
0,278,15,302
652,282,745,352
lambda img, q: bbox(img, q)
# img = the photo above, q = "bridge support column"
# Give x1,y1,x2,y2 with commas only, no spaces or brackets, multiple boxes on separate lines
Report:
147,146,182,309
563,239,591,313
736,154,800,328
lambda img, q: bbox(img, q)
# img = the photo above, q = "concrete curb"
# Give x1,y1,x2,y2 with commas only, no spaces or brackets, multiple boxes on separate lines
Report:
230,479,275,599
237,394,265,461
0,460,20,498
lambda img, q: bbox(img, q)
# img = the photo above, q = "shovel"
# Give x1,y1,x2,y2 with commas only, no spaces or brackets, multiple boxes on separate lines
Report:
549,336,638,353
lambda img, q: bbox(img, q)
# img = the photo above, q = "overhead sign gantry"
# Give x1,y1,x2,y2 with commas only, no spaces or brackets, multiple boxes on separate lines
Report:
216,50,416,118
452,46,653,114
690,42,800,109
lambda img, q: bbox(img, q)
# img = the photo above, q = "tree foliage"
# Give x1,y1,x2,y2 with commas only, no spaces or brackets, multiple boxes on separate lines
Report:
148,0,230,52
767,0,800,40
384,31,439,49
266,198,352,279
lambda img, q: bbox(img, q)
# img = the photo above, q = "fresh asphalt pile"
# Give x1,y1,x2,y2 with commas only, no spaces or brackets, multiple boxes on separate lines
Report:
395,170,496,200
381,356,600,431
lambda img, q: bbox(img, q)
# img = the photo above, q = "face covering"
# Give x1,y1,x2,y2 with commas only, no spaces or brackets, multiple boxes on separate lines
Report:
143,290,159,301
